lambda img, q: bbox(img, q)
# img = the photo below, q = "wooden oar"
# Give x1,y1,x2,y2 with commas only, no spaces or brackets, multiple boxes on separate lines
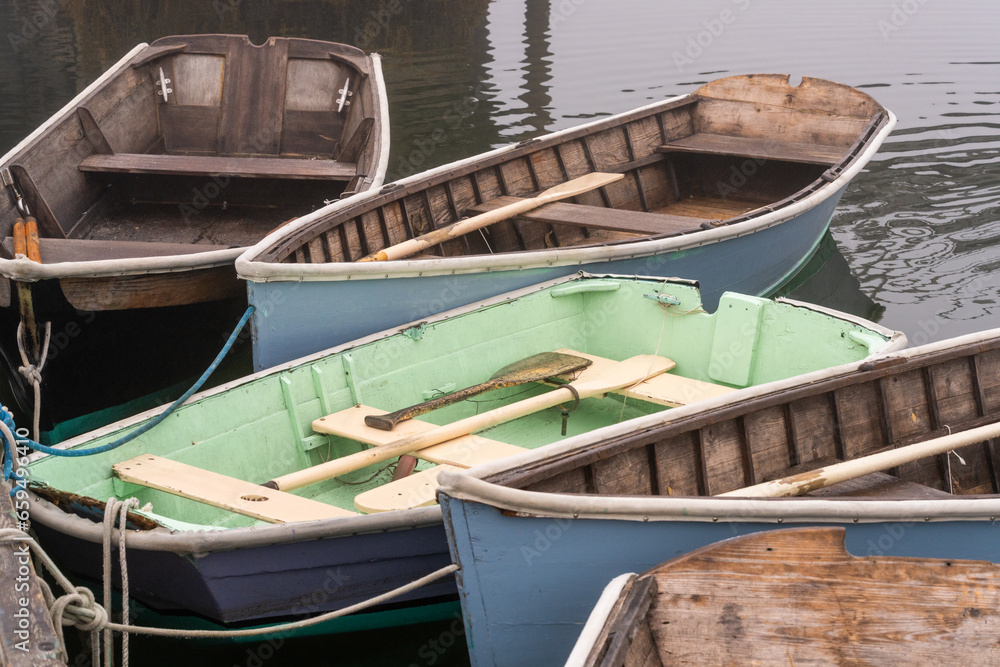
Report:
364,352,593,431
358,172,624,262
719,421,1000,498
265,354,673,491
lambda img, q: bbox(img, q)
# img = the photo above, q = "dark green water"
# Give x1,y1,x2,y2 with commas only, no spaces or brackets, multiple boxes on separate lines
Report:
2,0,999,664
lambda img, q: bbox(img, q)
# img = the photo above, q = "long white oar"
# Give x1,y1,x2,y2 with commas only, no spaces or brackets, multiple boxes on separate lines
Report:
358,172,624,262
265,355,673,491
719,421,1000,498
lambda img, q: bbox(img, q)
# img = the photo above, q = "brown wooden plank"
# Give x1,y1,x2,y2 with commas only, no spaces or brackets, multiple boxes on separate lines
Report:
644,527,1000,665
59,264,240,310
8,165,66,239
79,153,356,180
657,133,843,166
281,110,343,157
76,106,114,155
0,483,66,666
158,105,221,153
219,36,289,155
805,471,952,499
3,237,232,263
466,196,704,236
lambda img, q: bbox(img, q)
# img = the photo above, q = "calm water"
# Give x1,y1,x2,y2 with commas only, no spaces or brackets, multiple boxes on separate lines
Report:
2,0,999,664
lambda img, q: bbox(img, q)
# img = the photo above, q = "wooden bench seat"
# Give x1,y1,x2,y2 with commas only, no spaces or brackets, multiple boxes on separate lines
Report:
79,153,358,181
313,405,528,468
113,454,356,523
353,464,463,513
466,197,708,236
3,236,234,263
553,349,736,407
657,133,844,166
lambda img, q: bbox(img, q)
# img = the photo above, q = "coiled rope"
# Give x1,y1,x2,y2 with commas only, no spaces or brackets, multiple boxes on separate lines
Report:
0,524,458,663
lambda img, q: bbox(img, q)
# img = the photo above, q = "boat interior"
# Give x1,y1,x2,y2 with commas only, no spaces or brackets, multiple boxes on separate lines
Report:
487,337,1000,503
264,75,887,265
0,35,379,264
26,276,894,528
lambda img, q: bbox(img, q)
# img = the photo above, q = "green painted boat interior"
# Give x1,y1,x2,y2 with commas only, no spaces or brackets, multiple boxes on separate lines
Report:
27,276,893,531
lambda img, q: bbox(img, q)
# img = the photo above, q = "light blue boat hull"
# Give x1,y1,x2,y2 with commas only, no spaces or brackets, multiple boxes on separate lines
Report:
248,187,845,370
439,496,1000,667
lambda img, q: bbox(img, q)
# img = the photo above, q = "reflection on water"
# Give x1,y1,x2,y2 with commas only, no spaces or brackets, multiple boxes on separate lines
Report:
3,0,1000,664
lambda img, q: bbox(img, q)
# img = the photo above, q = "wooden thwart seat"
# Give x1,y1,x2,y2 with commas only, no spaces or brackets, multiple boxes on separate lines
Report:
465,197,707,236
354,464,463,514
313,405,528,468
657,133,844,166
79,153,358,181
113,454,356,523
552,349,736,407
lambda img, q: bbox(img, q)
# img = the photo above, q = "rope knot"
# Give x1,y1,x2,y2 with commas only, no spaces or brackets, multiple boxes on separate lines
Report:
53,586,109,632
18,363,42,386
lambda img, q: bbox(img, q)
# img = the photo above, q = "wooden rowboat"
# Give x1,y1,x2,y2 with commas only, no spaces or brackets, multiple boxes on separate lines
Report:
566,527,1000,666
0,35,389,441
19,273,900,631
436,329,1000,666
237,73,894,372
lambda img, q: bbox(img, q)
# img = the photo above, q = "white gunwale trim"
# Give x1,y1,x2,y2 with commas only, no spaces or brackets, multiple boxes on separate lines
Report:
564,573,637,667
235,92,897,283
437,471,1000,522
364,53,390,191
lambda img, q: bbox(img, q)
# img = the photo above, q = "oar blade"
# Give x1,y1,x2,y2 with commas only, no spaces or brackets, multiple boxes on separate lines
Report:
571,355,676,397
364,352,592,430
539,172,624,201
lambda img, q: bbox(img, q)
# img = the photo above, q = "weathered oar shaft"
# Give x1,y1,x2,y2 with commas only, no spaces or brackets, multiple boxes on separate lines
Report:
720,421,1000,498
359,172,623,262
267,354,671,491
269,385,579,491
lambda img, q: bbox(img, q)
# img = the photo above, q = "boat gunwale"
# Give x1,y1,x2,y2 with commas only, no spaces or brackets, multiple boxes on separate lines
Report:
0,41,389,282
432,330,1000,523
22,270,902,552
236,75,895,282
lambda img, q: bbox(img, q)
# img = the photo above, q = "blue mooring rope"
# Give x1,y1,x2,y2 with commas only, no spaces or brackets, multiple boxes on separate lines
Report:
2,306,255,493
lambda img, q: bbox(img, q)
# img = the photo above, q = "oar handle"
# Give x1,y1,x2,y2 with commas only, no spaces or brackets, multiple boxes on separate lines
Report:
13,217,41,263
364,379,501,431
719,421,1000,498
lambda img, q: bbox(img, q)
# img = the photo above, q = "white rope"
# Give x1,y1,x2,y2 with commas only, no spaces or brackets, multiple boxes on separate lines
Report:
0,512,461,649
16,320,51,442
102,497,138,667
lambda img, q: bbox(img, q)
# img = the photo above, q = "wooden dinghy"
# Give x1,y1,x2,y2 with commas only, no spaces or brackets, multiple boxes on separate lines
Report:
566,527,1000,667
237,73,894,371
436,329,1000,667
17,273,900,631
0,34,388,441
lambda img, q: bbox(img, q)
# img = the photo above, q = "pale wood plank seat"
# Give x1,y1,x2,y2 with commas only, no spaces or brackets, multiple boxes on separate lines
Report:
466,196,707,236
656,133,844,166
113,454,356,523
79,153,358,181
552,349,736,407
2,237,235,263
354,465,464,514
313,405,529,468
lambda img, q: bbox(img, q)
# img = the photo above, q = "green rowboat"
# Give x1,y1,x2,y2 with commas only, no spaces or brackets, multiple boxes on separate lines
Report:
22,273,904,630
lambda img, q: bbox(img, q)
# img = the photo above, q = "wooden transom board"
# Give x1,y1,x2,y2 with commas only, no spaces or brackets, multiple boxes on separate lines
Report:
639,527,1000,665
